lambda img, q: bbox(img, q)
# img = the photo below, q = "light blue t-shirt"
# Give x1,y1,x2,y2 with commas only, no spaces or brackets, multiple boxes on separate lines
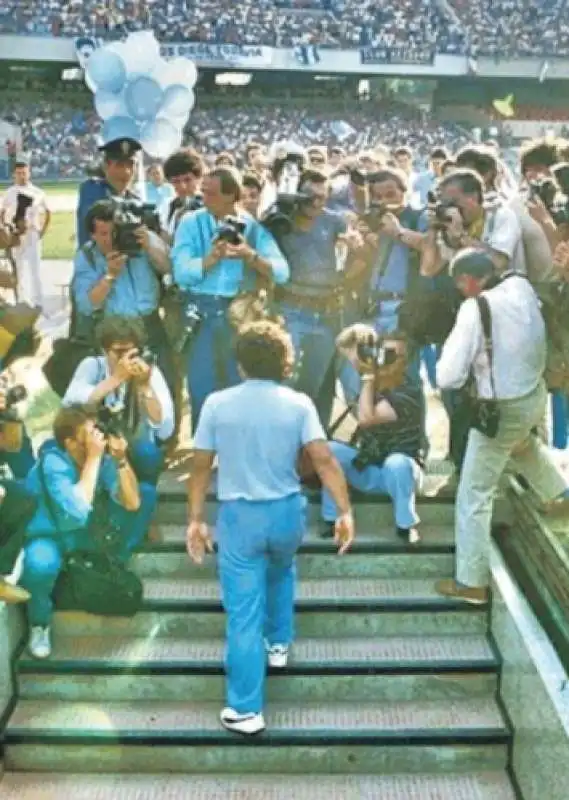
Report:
194,380,326,501
145,182,175,209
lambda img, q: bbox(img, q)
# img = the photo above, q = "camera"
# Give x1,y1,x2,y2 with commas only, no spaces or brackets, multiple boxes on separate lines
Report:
0,384,27,422
349,168,384,188
161,277,202,354
139,346,156,367
357,337,398,369
215,215,246,245
95,404,124,438
528,173,569,226
261,151,312,238
111,199,162,257
12,193,34,229
427,190,458,229
362,202,388,233
528,177,558,209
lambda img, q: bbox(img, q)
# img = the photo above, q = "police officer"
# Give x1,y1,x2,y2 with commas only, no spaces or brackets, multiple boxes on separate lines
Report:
76,137,141,248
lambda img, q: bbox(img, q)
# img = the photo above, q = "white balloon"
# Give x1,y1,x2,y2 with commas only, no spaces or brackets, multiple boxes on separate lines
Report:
122,31,161,77
95,89,128,121
161,86,195,118
140,118,183,160
155,57,198,91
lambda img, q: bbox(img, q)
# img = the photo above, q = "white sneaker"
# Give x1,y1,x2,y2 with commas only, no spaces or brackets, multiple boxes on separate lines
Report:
220,707,266,736
267,644,289,668
29,626,51,660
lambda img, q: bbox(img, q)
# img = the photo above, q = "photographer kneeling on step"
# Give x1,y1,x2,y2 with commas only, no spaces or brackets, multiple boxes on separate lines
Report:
63,316,174,486
320,323,425,545
20,406,156,659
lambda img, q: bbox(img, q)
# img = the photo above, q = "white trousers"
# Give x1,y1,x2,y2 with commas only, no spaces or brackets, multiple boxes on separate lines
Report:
455,380,567,588
13,230,42,307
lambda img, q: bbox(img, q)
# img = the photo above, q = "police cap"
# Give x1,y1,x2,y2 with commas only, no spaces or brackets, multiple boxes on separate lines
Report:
98,137,142,162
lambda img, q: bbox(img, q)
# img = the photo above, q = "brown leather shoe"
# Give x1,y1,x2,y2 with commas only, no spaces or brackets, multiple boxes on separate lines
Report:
435,578,489,606
0,578,30,604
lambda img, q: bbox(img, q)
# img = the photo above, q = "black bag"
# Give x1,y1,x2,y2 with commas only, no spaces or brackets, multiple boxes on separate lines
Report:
37,458,143,617
42,336,95,398
470,295,500,439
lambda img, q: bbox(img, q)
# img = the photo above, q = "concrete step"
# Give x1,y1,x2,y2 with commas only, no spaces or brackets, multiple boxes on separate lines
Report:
0,771,517,799
51,576,487,639
4,698,510,775
17,634,499,703
135,523,455,579
154,495,456,527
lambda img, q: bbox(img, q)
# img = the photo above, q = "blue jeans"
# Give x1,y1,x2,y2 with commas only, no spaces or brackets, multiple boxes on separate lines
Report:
421,345,438,389
281,304,337,427
185,295,240,432
0,426,36,479
550,391,568,450
216,493,307,714
321,441,421,529
128,437,164,486
21,483,156,627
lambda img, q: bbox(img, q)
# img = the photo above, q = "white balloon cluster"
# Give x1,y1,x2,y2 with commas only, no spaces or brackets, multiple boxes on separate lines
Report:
85,31,198,159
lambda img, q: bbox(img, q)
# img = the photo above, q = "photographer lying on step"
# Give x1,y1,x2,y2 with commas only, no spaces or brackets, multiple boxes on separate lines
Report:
63,316,174,486
320,323,425,545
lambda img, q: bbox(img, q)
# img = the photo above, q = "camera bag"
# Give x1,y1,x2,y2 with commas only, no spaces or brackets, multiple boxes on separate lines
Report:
37,458,143,617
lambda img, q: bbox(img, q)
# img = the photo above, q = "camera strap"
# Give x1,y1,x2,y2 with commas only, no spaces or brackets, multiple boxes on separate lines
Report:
476,294,497,400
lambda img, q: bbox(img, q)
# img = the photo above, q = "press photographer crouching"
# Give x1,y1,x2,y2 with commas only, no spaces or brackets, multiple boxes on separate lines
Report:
435,249,568,606
321,323,425,545
63,316,174,485
20,406,156,659
71,199,175,393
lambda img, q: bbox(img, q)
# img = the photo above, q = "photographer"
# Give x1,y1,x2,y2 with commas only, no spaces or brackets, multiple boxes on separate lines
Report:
0,481,36,604
321,323,424,545
171,166,289,430
275,168,364,426
20,406,156,659
72,199,174,390
421,169,524,279
435,250,568,606
0,155,51,307
63,316,174,485
76,137,142,248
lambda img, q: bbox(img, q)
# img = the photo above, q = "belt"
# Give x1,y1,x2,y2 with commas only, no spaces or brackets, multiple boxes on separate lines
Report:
371,291,405,303
278,288,340,313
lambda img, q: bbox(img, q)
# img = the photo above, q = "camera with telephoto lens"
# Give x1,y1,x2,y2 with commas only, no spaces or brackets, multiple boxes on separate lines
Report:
111,199,162,257
95,404,124,438
529,172,569,226
12,193,34,229
215,215,246,245
356,331,398,370
0,384,27,422
349,168,384,188
363,202,389,233
261,151,312,238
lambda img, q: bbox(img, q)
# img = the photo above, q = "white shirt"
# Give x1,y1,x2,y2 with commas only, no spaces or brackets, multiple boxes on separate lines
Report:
440,202,525,275
0,183,49,233
437,276,546,401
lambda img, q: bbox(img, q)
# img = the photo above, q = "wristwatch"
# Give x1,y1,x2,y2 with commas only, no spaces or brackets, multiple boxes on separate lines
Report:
117,459,128,469
103,274,116,284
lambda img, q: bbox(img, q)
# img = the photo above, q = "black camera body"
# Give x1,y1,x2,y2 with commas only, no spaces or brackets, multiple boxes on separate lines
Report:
13,193,34,228
0,384,27,422
112,199,161,257
139,346,156,367
95,405,124,438
356,331,398,370
349,168,384,187
427,190,457,229
363,202,388,233
261,152,312,238
215,215,246,245
528,176,569,226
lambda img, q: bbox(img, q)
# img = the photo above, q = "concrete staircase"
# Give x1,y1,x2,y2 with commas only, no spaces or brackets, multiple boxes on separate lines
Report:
0,472,518,798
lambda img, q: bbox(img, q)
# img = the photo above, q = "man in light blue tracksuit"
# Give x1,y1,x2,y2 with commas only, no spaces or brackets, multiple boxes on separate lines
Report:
186,321,354,736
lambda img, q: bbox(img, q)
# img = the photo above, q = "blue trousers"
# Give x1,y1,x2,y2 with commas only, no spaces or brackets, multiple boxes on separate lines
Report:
421,345,438,389
216,494,307,714
21,483,156,627
128,437,164,486
322,441,421,529
281,304,338,428
185,295,240,433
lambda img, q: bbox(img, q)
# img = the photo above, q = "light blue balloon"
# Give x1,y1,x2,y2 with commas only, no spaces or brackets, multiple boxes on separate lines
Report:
86,48,126,94
161,85,195,119
125,76,164,122
140,118,182,159
95,90,127,121
102,116,140,145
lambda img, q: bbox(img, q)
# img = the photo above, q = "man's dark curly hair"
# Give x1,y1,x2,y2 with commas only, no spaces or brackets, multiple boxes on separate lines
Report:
235,321,295,382
95,315,147,352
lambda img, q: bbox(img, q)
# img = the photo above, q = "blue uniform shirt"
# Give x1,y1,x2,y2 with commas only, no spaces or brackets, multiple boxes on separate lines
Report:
279,210,347,296
171,208,289,297
194,379,326,501
25,440,119,537
72,241,160,318
76,178,139,247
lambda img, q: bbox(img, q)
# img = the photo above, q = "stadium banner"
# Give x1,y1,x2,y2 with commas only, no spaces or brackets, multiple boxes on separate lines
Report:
360,45,435,66
159,43,274,67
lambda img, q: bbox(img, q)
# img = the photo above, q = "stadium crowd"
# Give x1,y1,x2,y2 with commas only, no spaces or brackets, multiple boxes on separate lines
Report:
0,97,471,179
2,0,566,57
